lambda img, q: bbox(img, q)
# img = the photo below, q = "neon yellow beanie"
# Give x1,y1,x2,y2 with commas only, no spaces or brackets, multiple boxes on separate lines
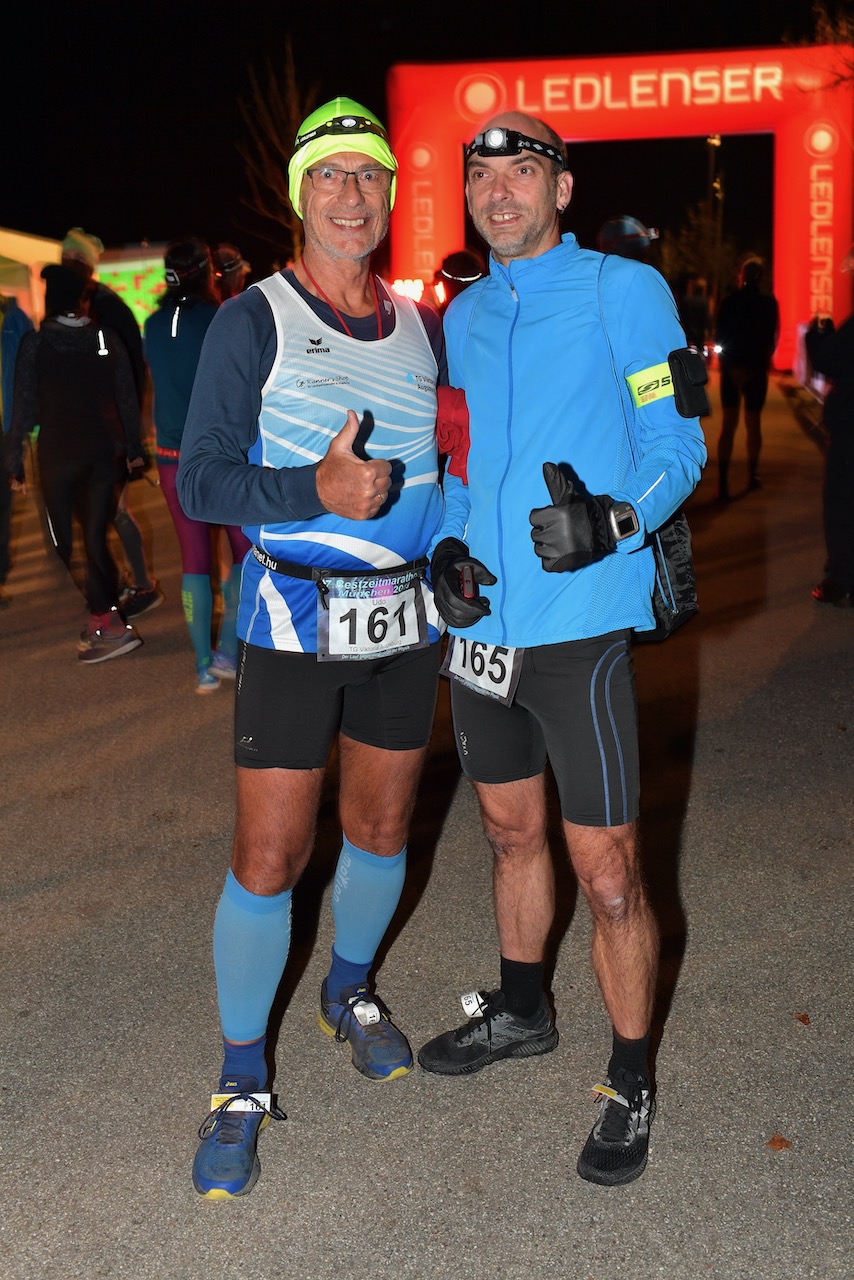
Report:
287,96,398,218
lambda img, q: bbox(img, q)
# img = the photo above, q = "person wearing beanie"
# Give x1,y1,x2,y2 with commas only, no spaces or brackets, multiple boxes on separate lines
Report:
178,96,447,1199
61,227,162,616
5,265,146,661
144,238,250,691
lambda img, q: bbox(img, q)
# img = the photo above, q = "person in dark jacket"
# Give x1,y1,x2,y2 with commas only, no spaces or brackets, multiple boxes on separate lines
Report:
715,256,780,501
61,227,162,615
6,265,146,662
805,265,854,607
0,294,34,606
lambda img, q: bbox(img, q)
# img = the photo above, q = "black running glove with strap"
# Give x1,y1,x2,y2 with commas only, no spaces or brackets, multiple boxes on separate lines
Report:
529,463,617,573
430,537,496,628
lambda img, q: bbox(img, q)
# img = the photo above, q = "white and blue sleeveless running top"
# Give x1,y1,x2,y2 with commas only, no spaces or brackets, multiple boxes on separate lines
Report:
238,273,444,652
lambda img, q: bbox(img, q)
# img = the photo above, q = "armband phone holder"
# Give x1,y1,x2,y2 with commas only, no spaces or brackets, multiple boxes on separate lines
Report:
668,348,710,418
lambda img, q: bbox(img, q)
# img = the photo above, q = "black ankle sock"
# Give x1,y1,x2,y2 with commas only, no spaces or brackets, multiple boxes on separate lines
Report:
608,1031,650,1083
500,957,545,1018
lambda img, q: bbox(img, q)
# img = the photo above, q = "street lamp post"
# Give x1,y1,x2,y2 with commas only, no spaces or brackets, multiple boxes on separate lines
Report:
706,134,722,306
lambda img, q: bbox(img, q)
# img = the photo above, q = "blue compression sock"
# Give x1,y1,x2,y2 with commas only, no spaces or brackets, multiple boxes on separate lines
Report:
213,870,292,1044
326,948,372,999
181,573,214,673
327,837,407,996
220,1036,268,1092
218,563,242,660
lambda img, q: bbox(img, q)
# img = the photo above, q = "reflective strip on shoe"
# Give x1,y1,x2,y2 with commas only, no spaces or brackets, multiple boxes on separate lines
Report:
77,627,143,663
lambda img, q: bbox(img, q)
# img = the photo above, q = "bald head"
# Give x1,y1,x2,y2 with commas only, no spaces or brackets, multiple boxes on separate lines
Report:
464,111,573,265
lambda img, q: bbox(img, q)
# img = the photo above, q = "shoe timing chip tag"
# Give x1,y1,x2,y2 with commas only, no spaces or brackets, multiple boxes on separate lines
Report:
351,1000,381,1027
209,1092,272,1113
592,1084,627,1106
461,991,487,1018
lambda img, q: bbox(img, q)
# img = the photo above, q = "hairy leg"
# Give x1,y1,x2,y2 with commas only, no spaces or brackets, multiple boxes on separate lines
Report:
473,775,554,963
337,734,428,855
231,764,326,895
563,819,658,1039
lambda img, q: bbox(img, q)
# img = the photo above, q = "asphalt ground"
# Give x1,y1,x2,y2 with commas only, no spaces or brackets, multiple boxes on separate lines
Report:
0,374,851,1280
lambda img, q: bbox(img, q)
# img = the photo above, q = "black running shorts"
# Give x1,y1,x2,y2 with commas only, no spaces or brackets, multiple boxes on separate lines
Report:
719,363,769,412
234,640,441,769
450,632,639,827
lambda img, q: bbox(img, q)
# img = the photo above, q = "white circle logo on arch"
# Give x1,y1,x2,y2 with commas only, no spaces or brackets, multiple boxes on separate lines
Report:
454,75,507,124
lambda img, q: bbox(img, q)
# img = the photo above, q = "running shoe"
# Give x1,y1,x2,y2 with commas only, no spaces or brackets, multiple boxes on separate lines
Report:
210,649,237,680
196,670,220,694
119,580,164,618
576,1070,655,1186
78,623,142,664
418,989,558,1076
192,1076,286,1200
318,981,412,1081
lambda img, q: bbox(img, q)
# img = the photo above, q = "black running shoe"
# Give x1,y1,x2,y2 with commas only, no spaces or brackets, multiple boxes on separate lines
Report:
418,989,558,1076
120,580,164,618
576,1070,655,1186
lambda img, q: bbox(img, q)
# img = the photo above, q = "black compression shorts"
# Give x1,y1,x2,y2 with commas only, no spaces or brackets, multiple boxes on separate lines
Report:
449,632,639,827
234,640,441,769
719,363,769,412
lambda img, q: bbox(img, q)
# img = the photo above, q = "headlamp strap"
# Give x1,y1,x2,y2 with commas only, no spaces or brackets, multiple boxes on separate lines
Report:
293,114,389,154
466,127,567,169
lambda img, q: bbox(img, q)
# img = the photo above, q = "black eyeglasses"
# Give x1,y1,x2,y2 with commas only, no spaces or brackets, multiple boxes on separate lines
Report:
305,166,393,193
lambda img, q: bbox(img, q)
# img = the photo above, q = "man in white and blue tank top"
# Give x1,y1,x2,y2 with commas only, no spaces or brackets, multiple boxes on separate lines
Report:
179,97,446,1200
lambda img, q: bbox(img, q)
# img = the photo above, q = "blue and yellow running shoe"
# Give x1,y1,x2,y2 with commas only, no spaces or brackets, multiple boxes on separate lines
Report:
192,1076,286,1200
318,982,412,1081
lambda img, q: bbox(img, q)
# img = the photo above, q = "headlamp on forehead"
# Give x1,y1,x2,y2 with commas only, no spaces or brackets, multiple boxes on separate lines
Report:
293,114,390,154
466,128,567,169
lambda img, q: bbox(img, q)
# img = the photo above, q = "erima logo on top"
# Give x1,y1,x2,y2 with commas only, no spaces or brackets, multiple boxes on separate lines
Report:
306,338,331,354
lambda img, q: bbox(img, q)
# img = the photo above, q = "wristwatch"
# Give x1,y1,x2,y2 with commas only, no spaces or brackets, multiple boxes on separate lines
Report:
609,500,640,542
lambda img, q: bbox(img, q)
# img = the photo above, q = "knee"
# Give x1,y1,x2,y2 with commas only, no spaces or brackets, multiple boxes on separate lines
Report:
232,834,305,896
482,814,546,861
343,817,408,858
573,835,643,920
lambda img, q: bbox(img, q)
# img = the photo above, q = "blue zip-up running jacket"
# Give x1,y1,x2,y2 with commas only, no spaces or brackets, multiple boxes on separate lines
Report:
436,234,707,648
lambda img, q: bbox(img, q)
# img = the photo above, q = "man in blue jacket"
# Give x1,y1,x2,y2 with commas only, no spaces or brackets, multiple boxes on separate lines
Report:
418,112,707,1186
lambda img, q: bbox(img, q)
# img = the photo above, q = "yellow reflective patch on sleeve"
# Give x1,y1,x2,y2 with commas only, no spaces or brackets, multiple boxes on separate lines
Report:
627,363,674,408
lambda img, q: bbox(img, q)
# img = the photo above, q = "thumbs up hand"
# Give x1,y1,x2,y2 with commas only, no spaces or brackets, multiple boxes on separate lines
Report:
529,462,617,572
315,411,392,520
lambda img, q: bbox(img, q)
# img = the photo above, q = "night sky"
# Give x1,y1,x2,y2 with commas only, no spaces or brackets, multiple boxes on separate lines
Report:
2,0,825,279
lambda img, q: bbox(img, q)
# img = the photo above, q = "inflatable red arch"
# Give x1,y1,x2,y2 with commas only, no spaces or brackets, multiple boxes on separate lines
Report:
387,45,854,369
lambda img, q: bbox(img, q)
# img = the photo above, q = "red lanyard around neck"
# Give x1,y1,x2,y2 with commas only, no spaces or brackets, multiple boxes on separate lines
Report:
300,263,382,341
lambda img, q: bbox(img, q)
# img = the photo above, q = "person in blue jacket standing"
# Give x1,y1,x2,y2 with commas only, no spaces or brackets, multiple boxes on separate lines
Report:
144,239,249,692
418,112,707,1187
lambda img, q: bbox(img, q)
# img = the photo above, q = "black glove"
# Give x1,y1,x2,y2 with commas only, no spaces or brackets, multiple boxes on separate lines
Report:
430,537,496,628
529,463,616,573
